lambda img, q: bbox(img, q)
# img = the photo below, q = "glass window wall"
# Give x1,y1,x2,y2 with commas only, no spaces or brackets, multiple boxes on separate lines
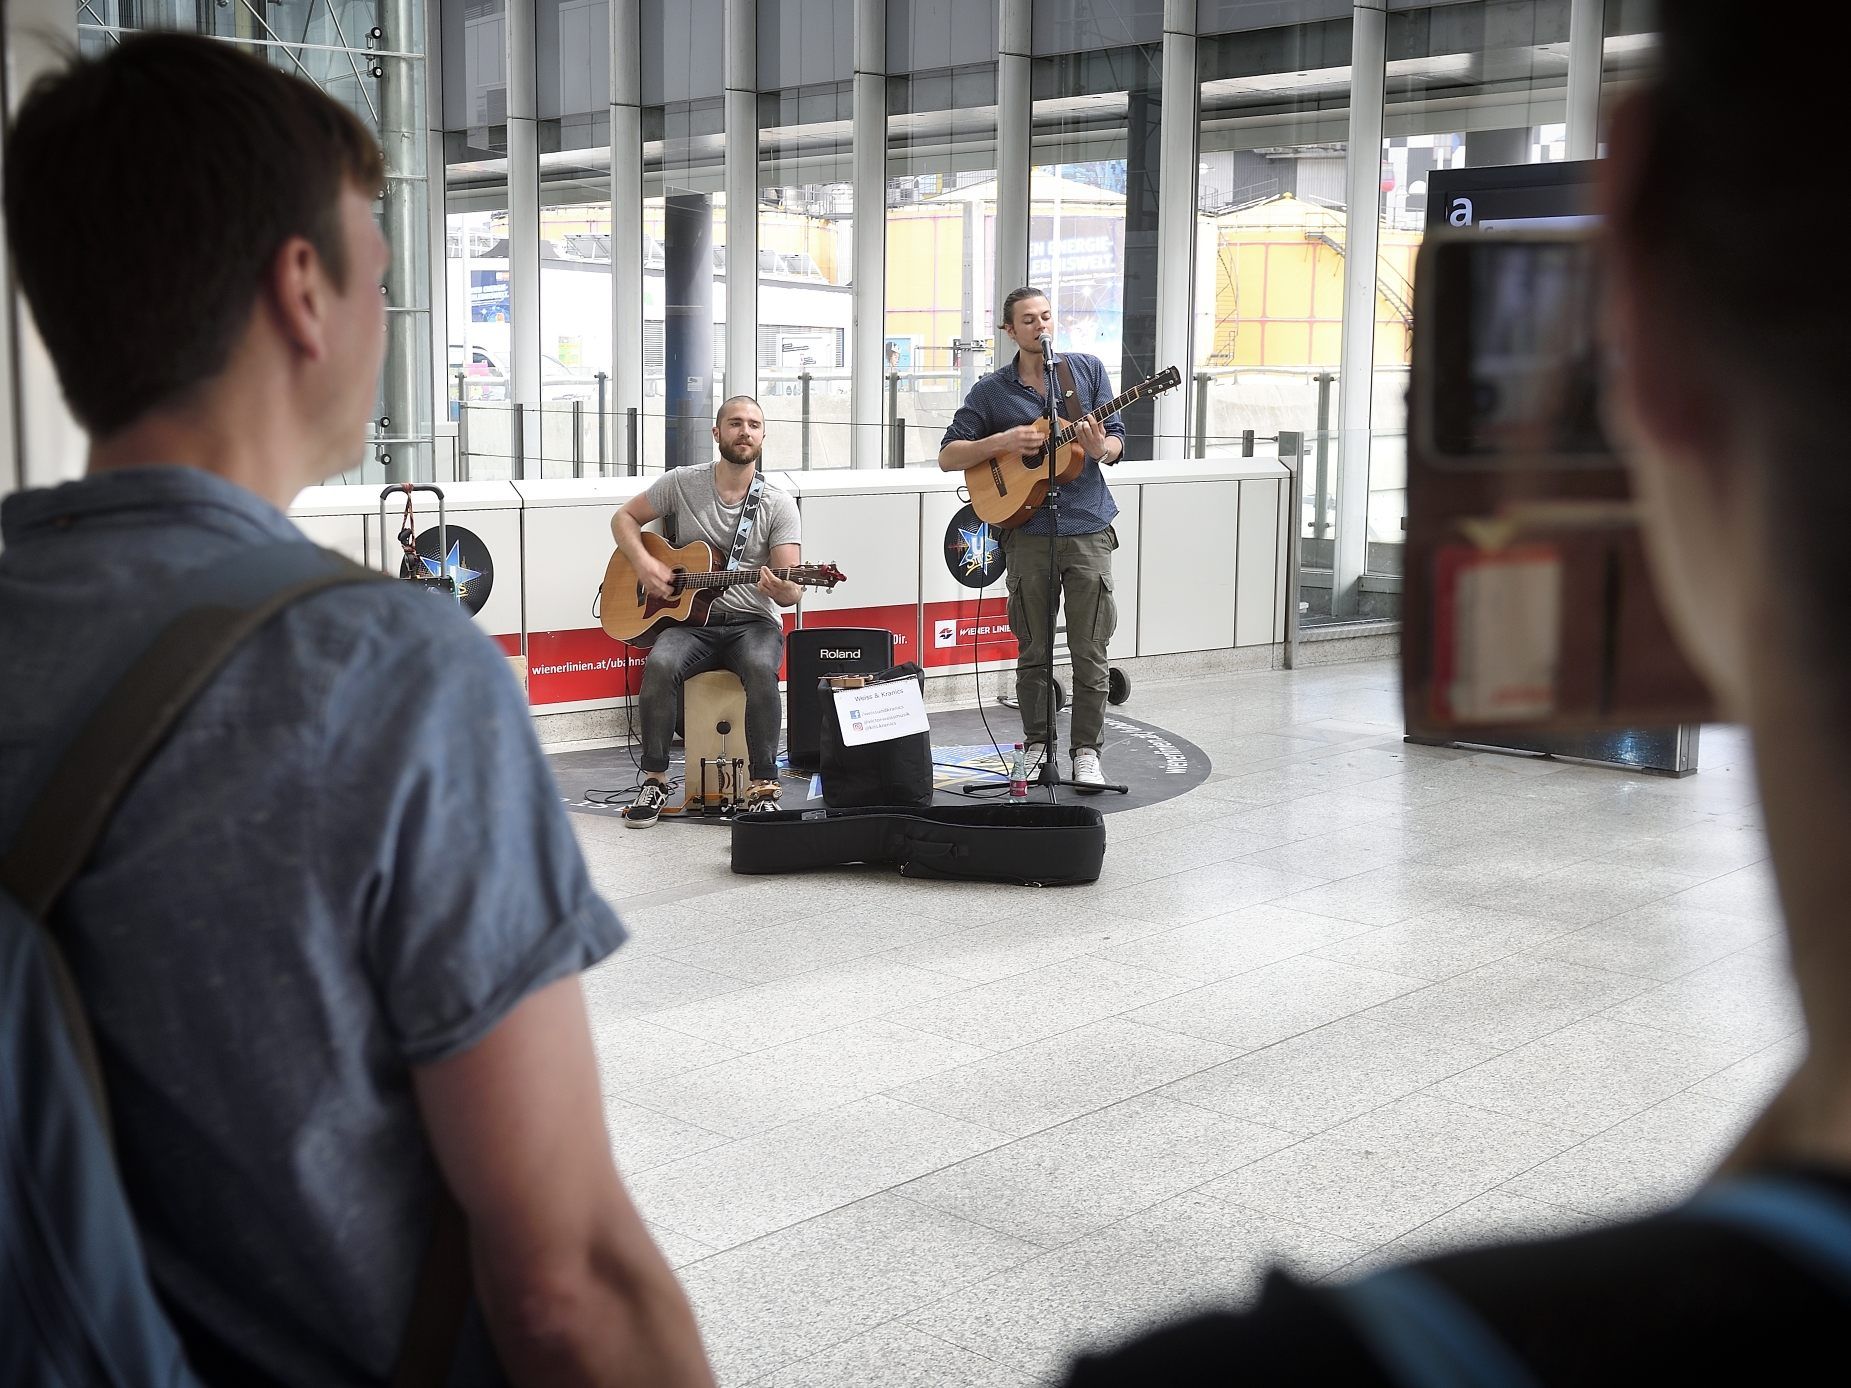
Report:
1195,15,1352,590
1028,43,1166,461
885,64,1000,467
758,82,856,470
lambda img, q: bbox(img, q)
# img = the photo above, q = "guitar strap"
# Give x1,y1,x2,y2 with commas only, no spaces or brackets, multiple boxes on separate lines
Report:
1053,358,1085,426
724,473,767,572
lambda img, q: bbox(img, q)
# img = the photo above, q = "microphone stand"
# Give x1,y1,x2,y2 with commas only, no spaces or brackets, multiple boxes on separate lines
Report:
1026,337,1127,799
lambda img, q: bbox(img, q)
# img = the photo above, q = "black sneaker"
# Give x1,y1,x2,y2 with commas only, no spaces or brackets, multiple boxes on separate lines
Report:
624,780,669,828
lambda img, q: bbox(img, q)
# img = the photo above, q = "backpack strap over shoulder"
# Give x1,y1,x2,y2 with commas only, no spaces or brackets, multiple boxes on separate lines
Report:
1,543,376,921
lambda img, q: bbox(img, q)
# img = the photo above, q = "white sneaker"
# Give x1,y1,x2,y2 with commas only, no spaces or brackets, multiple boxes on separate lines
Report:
1021,742,1048,778
1071,746,1106,792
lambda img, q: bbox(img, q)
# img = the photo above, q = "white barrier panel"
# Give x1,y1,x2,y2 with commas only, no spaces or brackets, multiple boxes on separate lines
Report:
290,481,525,662
289,458,1292,716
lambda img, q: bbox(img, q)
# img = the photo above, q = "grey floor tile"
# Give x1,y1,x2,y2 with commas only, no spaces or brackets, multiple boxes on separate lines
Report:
643,958,971,1052
629,1096,1010,1250
1499,1092,1756,1220
1431,1015,1756,1135
1198,1136,1507,1245
1591,819,1771,881
1665,864,1786,924
1317,1091,1582,1186
888,955,1193,1052
742,1019,998,1093
1236,835,1403,883
1688,1034,1805,1109
905,1192,1366,1380
580,950,755,1019
1529,901,1777,981
1598,951,1802,1052
1094,903,1376,984
1308,903,1579,982
1273,863,1525,929
602,1096,731,1175
616,1054,867,1139
676,1193,1039,1385
880,912,1175,986
1158,1014,1503,1135
554,664,1793,1384
1127,955,1427,1051
1466,860,1707,928
889,1019,1236,1138
757,1323,1032,1388
1332,1191,1604,1279
590,1014,743,1091
1358,954,1655,1050
899,1095,1296,1248
1088,859,1324,927
653,910,966,985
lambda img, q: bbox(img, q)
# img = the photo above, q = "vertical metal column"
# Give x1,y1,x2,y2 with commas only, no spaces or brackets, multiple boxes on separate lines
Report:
1332,1,1387,618
2,0,84,495
380,0,428,482
850,0,887,469
507,0,540,477
422,0,449,476
724,0,758,410
1151,0,1196,460
993,0,1031,361
610,0,645,472
1566,0,1606,161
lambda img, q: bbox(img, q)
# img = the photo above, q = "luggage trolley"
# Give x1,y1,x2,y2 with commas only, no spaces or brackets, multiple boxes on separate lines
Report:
378,483,461,602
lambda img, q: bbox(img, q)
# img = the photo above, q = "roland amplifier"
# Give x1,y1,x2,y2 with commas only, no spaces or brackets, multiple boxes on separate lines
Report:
785,626,897,769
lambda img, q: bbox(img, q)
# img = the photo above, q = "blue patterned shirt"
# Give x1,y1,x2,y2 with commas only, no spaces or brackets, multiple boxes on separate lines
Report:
941,352,1125,536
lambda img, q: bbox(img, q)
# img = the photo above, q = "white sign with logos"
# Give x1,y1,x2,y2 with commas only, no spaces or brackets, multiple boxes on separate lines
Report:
833,680,930,747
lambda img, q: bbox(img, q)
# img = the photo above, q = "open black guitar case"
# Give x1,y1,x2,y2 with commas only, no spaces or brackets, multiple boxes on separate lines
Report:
730,803,1106,887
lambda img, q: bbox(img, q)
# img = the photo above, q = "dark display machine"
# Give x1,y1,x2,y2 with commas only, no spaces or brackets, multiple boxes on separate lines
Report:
1408,160,1700,776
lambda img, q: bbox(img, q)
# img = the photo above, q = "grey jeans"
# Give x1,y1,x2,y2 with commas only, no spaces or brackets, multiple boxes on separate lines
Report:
639,616,785,781
1001,526,1117,751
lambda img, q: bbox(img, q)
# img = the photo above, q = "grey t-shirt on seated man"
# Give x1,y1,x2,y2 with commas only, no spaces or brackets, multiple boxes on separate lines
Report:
0,466,625,1388
643,462,801,625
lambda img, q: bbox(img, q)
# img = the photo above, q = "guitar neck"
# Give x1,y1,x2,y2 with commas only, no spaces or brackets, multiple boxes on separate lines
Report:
677,566,807,589
1055,379,1159,446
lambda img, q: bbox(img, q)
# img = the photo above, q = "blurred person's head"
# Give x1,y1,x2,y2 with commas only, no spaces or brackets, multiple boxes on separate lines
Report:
3,33,387,490
1604,6,1846,729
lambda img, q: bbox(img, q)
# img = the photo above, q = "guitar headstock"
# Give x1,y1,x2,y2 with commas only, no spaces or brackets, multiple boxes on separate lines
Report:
793,563,846,591
1150,365,1182,397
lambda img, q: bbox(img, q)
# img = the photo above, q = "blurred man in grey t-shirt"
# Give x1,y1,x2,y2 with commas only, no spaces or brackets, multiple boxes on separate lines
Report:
610,396,803,825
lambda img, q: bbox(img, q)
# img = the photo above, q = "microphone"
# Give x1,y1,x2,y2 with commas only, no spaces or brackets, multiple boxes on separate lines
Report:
1037,330,1056,364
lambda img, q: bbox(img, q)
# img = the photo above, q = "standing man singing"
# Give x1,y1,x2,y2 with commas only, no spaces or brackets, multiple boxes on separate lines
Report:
938,288,1126,790
611,396,802,826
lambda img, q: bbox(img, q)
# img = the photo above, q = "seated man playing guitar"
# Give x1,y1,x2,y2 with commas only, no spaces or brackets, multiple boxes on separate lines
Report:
610,395,801,825
938,286,1125,791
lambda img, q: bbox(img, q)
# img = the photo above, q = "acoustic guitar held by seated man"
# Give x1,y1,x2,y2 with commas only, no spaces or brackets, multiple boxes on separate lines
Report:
606,395,808,827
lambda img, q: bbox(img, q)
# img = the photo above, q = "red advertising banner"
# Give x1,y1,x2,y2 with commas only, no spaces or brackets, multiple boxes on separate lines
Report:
922,596,1018,669
522,627,645,704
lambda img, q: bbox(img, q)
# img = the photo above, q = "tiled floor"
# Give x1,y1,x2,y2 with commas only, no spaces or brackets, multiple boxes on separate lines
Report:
573,658,1800,1386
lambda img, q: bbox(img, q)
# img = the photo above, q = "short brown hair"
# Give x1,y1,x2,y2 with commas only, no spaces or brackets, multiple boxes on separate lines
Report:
715,395,763,426
2,33,384,437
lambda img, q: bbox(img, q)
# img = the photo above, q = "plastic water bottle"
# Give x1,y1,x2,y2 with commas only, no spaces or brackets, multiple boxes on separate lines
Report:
1008,742,1029,800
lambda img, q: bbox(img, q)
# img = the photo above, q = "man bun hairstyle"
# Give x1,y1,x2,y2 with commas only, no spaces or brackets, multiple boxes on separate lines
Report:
2,33,385,437
1002,286,1049,328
